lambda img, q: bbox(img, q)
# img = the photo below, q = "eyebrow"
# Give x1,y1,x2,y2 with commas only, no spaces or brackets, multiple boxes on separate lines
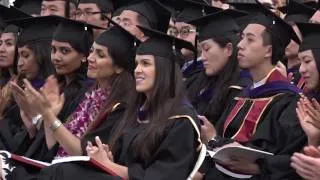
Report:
122,17,132,22
243,32,256,37
139,58,152,62
83,8,94,11
301,55,312,60
199,41,208,47
95,48,105,54
4,39,14,42
46,5,59,9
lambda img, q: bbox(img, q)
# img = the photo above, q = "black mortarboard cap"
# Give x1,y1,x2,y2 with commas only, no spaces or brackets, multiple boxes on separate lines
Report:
188,9,247,42
121,0,171,33
296,22,320,73
13,0,42,15
279,0,316,23
0,4,30,30
95,17,140,72
226,1,263,28
48,16,104,56
162,0,221,22
78,0,114,13
137,25,196,96
136,25,195,59
296,22,320,51
249,0,301,46
112,0,137,17
7,16,56,47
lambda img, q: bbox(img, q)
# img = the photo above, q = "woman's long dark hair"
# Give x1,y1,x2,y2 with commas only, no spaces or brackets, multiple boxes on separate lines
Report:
188,33,240,124
0,32,18,81
311,49,320,93
18,40,56,81
109,55,186,164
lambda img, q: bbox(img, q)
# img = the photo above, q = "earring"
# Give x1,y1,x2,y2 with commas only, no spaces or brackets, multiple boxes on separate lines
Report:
82,58,87,62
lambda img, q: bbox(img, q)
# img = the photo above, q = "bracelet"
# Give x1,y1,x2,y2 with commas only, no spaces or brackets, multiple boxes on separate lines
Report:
32,114,43,125
49,120,63,132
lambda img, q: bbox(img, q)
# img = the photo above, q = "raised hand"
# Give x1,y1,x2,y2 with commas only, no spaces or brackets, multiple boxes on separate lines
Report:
296,98,320,145
304,98,320,128
41,76,65,116
22,76,64,116
10,81,37,117
291,152,320,180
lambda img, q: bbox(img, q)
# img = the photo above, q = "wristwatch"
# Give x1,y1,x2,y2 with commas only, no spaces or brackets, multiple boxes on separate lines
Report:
208,136,222,149
49,120,63,132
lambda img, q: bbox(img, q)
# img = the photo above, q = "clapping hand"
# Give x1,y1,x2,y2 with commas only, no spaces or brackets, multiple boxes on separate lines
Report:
291,152,320,180
18,75,64,116
296,96,320,145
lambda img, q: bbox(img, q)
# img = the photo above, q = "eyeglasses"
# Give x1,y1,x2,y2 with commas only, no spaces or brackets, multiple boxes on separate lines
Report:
167,26,196,38
75,10,104,17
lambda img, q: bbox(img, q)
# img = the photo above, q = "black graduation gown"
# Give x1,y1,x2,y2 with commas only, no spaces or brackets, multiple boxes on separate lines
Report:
32,105,202,180
0,103,25,152
183,60,204,90
203,69,307,180
187,70,252,125
4,102,128,180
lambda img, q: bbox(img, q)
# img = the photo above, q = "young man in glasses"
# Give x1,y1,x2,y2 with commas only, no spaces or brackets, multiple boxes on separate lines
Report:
76,0,114,39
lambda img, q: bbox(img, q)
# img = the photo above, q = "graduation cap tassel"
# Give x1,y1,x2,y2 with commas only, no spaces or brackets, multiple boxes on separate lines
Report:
193,30,198,70
171,41,177,98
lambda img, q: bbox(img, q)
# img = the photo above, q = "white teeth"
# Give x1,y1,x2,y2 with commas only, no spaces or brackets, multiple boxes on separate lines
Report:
135,77,144,82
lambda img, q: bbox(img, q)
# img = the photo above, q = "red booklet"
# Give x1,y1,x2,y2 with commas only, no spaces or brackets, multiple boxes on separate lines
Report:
0,151,123,179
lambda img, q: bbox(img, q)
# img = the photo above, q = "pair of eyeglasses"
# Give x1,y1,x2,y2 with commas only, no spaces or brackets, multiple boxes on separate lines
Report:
75,11,104,17
168,26,196,38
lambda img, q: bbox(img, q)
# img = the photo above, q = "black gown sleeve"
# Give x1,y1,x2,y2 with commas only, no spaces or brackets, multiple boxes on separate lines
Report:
80,103,127,155
128,118,198,180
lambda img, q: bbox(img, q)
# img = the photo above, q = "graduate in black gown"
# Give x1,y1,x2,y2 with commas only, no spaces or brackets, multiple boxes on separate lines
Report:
14,15,98,159
0,15,56,153
30,25,203,180
164,0,220,88
186,9,251,126
199,2,307,179
278,0,316,89
0,6,30,152
291,22,320,180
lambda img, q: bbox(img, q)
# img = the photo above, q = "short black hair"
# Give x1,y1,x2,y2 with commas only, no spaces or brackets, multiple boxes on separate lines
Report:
261,28,285,65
